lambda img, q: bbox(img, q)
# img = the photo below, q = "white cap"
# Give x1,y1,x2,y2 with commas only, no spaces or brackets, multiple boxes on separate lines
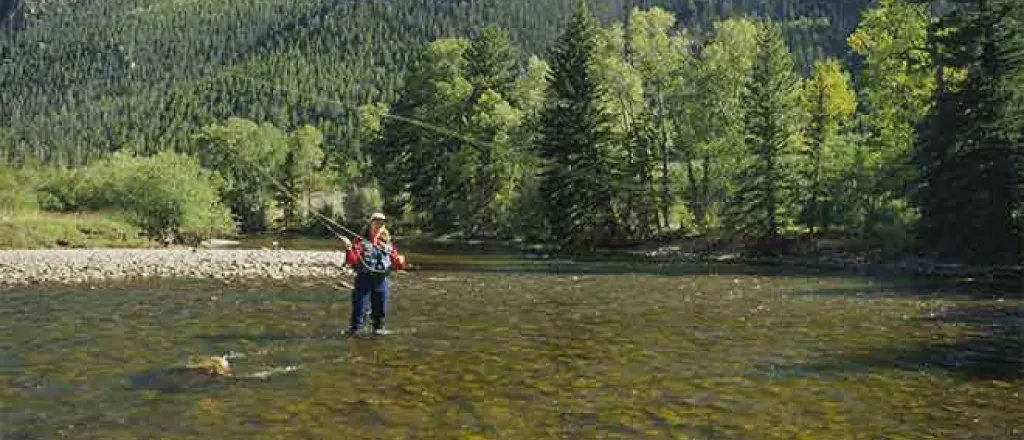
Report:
370,212,386,221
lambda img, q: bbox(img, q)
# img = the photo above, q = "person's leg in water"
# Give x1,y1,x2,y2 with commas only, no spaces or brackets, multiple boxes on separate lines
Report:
369,276,390,335
344,273,372,335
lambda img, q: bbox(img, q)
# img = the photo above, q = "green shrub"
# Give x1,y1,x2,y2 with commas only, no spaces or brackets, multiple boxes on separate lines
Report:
37,170,94,212
37,151,236,241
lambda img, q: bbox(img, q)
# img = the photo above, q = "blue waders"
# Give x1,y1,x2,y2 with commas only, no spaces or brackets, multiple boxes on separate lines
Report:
349,272,388,331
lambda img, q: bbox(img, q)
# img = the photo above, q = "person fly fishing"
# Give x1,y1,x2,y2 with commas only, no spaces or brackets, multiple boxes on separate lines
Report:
338,212,406,336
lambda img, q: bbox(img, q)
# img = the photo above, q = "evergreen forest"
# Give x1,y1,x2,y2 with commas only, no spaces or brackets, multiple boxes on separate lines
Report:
1,0,1021,266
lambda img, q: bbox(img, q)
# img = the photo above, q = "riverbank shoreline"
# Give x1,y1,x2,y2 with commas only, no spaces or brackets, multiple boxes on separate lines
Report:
1,244,1019,294
0,249,354,286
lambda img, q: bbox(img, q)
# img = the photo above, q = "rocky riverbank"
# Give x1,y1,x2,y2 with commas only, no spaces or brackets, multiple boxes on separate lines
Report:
0,249,354,286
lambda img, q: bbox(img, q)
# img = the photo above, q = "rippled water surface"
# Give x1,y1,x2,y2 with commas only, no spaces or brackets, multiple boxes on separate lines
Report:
1,261,1021,439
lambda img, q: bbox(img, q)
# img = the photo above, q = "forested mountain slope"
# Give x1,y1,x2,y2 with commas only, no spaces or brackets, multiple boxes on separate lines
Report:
1,0,870,166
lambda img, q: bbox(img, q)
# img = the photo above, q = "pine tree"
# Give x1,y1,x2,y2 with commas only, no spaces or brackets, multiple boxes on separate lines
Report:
376,38,471,232
535,2,617,250
913,12,970,261
729,20,805,252
459,28,523,236
914,0,1024,265
466,27,521,104
278,147,300,229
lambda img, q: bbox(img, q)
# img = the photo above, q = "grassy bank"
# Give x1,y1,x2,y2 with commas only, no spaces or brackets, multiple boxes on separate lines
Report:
0,211,150,249
0,152,235,250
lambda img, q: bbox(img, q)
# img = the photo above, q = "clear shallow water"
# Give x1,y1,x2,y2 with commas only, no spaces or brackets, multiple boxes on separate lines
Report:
1,263,1021,440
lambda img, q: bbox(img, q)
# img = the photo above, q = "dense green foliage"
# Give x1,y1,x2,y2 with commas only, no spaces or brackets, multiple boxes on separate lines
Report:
192,118,330,232
535,4,619,250
1,0,870,168
1,0,1020,264
372,2,1020,264
37,151,236,241
798,58,858,235
727,21,804,250
913,0,1024,264
1,164,148,248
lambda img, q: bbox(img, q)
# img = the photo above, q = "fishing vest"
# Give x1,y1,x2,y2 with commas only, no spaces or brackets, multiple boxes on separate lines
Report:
358,241,393,276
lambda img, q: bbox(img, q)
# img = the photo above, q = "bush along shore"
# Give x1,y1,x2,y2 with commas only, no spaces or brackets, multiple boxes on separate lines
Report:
0,249,353,286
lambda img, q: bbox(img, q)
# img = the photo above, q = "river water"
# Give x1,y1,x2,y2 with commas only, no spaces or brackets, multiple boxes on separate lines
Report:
1,243,1020,439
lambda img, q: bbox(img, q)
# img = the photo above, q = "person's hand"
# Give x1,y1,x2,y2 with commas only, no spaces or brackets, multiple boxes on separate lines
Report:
339,236,352,248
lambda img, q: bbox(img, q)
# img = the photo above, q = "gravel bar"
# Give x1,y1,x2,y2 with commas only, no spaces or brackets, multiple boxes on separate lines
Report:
0,249,354,286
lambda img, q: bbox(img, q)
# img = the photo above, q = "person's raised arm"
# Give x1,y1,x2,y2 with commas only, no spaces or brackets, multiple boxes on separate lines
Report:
342,237,361,267
389,243,407,271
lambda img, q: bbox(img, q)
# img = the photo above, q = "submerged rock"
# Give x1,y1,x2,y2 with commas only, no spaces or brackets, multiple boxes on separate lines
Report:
186,356,234,377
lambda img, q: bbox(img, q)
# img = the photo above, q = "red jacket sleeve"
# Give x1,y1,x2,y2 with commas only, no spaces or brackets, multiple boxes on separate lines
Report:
390,244,406,270
344,240,361,266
